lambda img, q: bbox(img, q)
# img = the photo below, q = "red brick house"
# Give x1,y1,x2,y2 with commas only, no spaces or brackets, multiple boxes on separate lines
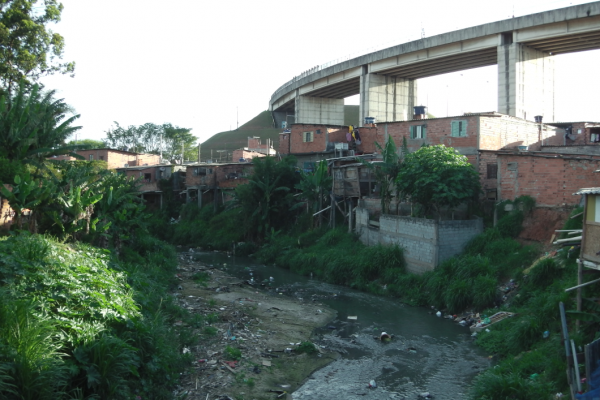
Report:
53,148,161,169
185,162,254,208
114,164,184,209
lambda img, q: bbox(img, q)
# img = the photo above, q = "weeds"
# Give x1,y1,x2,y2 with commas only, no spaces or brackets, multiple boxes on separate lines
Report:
225,345,242,361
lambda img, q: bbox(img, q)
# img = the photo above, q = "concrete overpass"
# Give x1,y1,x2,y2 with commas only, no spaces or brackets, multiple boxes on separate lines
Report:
270,2,600,127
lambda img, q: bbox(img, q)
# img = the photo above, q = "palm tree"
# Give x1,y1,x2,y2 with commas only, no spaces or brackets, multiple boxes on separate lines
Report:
0,81,82,166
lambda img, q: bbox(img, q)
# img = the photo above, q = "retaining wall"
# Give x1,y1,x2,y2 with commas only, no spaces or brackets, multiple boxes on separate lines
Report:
356,207,483,274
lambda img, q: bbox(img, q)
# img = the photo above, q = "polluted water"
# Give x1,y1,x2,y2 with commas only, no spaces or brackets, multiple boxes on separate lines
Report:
192,251,490,399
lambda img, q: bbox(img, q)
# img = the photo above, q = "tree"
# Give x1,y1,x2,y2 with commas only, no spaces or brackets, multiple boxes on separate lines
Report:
294,160,331,228
103,122,197,161
67,138,105,149
359,135,405,215
0,82,82,165
0,0,75,93
396,144,480,218
233,156,299,240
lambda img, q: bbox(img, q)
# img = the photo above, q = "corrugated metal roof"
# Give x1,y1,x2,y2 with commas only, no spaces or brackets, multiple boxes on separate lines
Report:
574,188,600,195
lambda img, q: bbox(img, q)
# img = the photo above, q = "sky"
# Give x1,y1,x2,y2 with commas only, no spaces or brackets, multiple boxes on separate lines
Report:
40,0,600,144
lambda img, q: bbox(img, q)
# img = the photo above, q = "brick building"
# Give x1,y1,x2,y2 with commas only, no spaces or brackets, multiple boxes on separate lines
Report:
53,149,161,169
114,164,184,209
497,152,600,207
280,113,566,199
185,163,254,208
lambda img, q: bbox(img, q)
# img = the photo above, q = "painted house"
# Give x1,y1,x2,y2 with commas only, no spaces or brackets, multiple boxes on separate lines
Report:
53,148,161,169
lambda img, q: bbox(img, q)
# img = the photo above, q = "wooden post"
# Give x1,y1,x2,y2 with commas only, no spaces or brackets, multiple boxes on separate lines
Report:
197,188,202,209
160,193,163,209
577,259,583,332
331,194,336,229
348,198,353,233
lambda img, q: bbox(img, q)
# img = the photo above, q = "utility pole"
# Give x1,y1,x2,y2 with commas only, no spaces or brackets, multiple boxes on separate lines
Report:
237,106,239,130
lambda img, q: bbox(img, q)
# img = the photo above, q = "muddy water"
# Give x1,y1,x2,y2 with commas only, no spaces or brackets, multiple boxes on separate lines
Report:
192,251,489,399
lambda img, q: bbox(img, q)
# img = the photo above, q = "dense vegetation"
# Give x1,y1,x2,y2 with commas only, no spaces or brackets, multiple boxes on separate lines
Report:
0,83,195,399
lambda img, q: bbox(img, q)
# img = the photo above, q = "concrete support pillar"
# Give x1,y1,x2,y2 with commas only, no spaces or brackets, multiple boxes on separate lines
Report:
295,95,344,125
498,42,555,122
359,69,417,126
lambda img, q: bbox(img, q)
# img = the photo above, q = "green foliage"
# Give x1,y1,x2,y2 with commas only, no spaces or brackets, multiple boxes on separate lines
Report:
526,258,563,288
0,0,75,93
0,231,191,399
67,138,105,149
294,160,331,227
192,271,210,286
0,171,52,231
0,82,81,164
224,345,242,361
396,144,480,218
233,156,299,240
103,122,197,162
295,341,317,354
359,135,403,214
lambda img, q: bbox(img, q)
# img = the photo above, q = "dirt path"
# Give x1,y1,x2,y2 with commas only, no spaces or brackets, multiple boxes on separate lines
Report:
171,254,337,400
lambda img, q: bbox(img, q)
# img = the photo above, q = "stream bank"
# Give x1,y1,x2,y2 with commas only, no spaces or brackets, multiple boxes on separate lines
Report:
174,250,490,400
172,251,337,400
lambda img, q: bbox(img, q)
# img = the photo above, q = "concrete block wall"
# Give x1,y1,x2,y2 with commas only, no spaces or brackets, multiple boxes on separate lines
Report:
356,208,483,274
438,219,484,264
53,150,161,169
185,166,216,188
498,153,600,207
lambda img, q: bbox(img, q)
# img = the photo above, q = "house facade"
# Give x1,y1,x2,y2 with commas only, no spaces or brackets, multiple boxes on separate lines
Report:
54,149,161,169
185,162,254,208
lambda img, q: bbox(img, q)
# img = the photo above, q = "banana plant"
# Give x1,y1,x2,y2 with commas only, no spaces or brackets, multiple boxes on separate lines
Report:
294,160,331,228
0,173,51,232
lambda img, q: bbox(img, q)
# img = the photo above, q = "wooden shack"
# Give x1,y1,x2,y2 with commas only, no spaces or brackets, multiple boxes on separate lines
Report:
576,187,600,270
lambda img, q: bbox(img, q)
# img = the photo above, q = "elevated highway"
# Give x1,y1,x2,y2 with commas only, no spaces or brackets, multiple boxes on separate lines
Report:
270,2,600,127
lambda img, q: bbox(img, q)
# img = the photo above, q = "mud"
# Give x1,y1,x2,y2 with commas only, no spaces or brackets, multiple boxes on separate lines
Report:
170,253,337,400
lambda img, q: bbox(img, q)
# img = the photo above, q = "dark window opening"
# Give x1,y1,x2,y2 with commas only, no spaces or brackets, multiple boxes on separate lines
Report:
487,163,498,179
144,173,152,182
486,189,498,201
99,155,104,161
591,128,600,143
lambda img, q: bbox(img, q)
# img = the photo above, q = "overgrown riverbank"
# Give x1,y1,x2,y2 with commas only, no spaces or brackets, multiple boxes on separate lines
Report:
0,232,197,399
156,197,589,399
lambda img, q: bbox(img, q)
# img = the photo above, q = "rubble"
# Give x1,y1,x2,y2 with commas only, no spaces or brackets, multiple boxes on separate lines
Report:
171,254,337,399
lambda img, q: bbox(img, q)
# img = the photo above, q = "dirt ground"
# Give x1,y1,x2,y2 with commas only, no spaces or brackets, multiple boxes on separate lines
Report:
170,253,337,400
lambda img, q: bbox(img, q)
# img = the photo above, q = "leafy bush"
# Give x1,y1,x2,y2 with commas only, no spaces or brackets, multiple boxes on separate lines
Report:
224,346,242,361
295,341,317,354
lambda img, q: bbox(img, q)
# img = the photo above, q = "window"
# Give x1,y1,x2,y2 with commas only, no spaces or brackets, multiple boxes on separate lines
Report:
89,154,94,161
303,131,314,142
487,163,498,179
303,162,316,172
144,173,152,182
99,155,104,161
451,120,467,137
409,125,427,139
591,128,600,143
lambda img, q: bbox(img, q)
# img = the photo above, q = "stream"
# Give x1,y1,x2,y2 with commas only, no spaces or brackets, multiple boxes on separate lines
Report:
192,251,489,400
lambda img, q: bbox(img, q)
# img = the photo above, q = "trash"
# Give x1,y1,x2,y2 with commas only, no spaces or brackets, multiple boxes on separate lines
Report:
436,311,442,317
284,348,292,353
347,316,358,320
418,392,432,398
368,379,377,388
262,360,272,367
252,365,261,374
177,285,183,290
182,347,190,354
543,330,550,339
380,332,392,342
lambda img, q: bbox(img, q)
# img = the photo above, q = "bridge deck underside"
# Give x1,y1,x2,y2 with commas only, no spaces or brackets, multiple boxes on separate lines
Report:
523,31,600,54
302,77,360,99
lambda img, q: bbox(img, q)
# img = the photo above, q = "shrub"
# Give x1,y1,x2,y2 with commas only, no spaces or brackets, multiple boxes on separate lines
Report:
295,341,317,354
224,346,241,361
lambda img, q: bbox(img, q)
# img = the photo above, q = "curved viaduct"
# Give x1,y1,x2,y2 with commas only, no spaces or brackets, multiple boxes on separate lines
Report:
270,2,600,128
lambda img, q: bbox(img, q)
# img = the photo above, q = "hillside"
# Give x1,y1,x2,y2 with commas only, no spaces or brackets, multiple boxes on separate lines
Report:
199,106,360,162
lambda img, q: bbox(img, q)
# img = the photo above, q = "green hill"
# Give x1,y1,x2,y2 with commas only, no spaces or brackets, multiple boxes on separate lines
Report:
199,106,360,162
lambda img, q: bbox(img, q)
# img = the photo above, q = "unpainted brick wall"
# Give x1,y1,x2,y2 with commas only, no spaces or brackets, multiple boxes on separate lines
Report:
498,153,600,207
288,124,349,153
